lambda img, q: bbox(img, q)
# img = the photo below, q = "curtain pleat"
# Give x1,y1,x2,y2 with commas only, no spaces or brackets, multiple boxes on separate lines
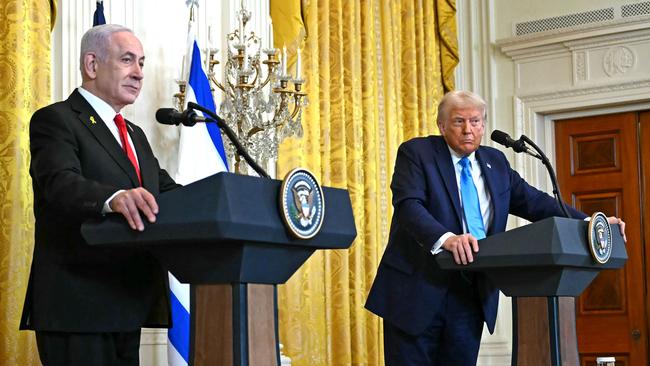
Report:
0,1,55,365
273,0,458,365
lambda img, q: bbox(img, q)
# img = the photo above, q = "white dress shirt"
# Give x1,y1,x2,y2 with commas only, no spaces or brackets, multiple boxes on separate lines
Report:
431,146,493,254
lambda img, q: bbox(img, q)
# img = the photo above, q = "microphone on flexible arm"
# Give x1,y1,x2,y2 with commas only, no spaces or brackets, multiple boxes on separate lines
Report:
490,130,540,159
155,105,270,179
490,129,571,218
155,108,205,127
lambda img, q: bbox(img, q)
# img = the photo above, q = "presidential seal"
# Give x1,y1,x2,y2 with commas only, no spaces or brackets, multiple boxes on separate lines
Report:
588,212,613,264
280,168,325,239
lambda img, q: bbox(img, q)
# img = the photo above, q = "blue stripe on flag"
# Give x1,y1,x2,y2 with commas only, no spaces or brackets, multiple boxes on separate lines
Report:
168,291,190,363
187,41,229,169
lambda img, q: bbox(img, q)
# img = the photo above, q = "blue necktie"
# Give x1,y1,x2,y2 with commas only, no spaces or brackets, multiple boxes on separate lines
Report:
459,157,486,240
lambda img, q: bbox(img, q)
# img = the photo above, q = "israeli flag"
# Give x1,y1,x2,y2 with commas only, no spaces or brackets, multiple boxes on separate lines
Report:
167,20,229,366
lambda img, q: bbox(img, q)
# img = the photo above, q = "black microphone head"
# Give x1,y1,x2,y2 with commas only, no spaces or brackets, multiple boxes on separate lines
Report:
490,130,514,147
182,109,199,126
512,135,528,153
155,108,179,125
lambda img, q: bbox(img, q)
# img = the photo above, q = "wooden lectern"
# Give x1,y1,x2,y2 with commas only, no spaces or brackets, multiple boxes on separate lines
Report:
435,217,627,366
81,172,357,366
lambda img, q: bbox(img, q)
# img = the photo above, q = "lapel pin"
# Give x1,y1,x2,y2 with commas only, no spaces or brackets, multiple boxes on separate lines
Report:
487,163,492,169
89,116,97,124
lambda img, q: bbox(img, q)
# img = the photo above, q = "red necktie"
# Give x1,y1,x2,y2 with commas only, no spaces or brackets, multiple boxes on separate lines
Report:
114,114,142,185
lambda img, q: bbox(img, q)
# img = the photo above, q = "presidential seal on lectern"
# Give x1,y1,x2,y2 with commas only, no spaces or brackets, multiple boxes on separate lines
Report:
280,168,325,239
588,211,613,264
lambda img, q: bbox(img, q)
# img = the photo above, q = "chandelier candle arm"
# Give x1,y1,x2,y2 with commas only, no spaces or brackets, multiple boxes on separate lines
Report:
207,49,229,95
174,80,187,111
290,91,307,120
209,74,229,96
260,50,279,89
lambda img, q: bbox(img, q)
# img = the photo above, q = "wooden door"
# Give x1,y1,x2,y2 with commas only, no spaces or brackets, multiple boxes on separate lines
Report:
555,112,648,366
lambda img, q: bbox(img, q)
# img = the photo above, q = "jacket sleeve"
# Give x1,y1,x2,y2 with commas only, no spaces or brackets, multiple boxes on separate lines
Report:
390,142,452,252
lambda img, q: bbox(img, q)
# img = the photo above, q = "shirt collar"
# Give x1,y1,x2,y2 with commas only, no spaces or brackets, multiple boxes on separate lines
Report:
447,145,478,168
77,87,121,126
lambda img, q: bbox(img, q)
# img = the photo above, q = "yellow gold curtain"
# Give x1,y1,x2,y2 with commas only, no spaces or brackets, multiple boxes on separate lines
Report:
0,1,56,364
273,0,458,364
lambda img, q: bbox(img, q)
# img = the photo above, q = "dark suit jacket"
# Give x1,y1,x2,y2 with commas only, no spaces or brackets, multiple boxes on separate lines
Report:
20,89,180,332
365,135,585,336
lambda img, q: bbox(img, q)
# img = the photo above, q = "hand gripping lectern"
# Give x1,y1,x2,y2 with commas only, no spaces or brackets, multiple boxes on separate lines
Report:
81,172,357,366
435,217,627,366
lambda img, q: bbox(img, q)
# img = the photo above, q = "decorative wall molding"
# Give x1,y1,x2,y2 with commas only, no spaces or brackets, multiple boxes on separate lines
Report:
517,79,650,103
501,14,650,52
498,16,650,99
499,15,650,194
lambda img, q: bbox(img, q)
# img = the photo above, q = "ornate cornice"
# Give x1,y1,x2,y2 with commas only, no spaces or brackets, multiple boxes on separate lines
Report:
498,15,650,57
517,79,650,103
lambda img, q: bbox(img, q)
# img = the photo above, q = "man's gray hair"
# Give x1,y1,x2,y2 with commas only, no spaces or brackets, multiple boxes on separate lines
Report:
79,24,133,69
437,90,488,123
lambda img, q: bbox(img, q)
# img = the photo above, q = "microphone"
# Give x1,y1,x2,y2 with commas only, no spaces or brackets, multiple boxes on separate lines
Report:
490,130,528,153
491,130,571,218
155,108,206,127
155,105,269,178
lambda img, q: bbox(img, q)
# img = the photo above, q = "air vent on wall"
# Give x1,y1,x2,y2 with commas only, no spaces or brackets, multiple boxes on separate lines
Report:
622,1,650,17
514,8,614,36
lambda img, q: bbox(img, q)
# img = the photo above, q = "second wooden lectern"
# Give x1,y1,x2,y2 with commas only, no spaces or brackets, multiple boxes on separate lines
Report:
436,217,627,366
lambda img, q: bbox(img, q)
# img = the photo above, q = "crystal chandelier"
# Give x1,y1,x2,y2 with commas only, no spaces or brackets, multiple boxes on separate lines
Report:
175,2,307,175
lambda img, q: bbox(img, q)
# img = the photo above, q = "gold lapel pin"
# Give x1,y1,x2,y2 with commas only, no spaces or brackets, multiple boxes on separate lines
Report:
90,116,97,124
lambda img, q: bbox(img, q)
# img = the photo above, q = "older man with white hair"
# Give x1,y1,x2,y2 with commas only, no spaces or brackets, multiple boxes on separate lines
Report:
20,24,179,366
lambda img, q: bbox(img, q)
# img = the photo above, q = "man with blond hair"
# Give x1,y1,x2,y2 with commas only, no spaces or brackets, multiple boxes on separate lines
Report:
366,90,626,365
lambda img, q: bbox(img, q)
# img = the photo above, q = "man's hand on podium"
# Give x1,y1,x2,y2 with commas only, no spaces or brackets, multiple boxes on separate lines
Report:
607,216,627,243
442,233,480,265
109,188,159,231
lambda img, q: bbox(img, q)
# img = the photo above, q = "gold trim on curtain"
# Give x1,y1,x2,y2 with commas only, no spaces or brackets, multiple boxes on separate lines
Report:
274,0,458,365
0,1,55,364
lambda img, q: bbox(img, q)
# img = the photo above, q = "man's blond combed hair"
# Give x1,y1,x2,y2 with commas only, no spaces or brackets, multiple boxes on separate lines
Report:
437,90,487,123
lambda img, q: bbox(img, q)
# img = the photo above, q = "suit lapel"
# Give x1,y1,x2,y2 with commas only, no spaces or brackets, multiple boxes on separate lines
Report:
476,149,501,236
68,90,140,187
431,137,463,230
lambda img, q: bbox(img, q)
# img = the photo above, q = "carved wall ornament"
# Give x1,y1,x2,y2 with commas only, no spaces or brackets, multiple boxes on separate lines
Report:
575,51,587,81
603,46,635,77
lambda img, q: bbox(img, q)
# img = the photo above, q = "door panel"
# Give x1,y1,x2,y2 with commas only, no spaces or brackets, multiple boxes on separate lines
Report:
555,112,647,365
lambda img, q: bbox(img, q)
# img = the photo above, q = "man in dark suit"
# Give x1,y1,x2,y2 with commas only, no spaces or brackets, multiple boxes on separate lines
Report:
365,90,626,365
20,24,180,365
